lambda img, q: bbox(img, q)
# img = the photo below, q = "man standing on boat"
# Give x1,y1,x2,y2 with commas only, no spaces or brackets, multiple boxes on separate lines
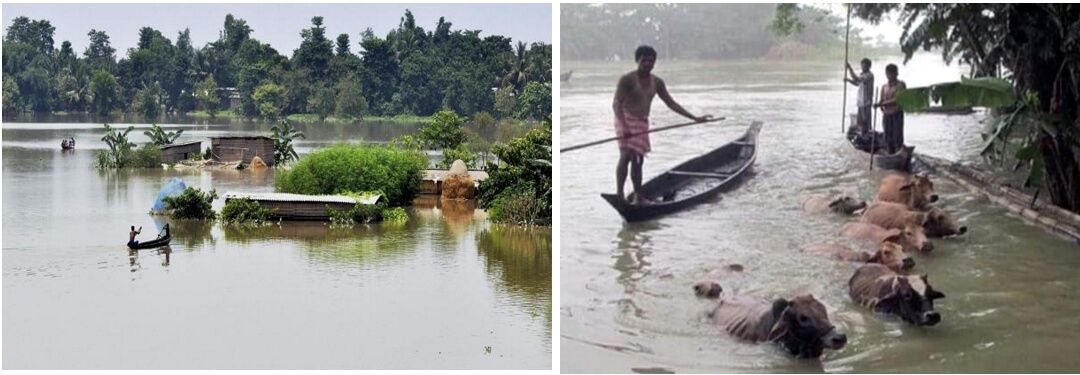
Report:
876,64,907,153
845,58,874,134
613,45,711,205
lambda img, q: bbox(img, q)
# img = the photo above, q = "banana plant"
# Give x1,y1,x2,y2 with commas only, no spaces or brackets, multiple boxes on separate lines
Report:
144,124,184,146
270,119,305,165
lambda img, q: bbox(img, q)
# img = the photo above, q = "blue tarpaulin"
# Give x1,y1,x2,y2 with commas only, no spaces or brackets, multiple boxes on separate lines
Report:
151,177,187,214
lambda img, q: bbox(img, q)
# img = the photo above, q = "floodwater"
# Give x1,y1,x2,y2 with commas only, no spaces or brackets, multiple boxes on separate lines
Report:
2,118,551,369
560,53,1080,373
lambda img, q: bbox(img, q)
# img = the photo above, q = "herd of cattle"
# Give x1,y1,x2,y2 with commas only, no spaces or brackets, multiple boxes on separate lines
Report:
692,171,965,358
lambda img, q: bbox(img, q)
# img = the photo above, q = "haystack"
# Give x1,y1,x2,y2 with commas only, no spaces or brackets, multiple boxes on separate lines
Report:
249,156,268,169
441,159,475,199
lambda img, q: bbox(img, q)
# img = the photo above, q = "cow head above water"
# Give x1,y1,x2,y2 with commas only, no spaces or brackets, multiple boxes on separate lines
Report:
924,206,968,237
868,241,915,272
766,294,847,358
899,173,939,208
828,196,868,215
884,221,933,253
878,274,945,326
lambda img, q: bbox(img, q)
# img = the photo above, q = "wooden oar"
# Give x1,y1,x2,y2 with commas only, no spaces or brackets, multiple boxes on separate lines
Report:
560,117,726,153
842,5,851,135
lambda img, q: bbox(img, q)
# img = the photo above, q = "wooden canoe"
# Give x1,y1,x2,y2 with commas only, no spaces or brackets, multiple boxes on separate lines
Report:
601,121,763,222
129,224,171,249
846,116,913,172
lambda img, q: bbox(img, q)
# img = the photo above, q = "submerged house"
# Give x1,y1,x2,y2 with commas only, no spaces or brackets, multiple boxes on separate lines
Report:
159,141,202,164
222,192,384,221
209,136,275,166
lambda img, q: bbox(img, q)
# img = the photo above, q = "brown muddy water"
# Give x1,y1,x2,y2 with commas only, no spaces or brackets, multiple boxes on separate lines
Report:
2,119,550,369
560,54,1080,373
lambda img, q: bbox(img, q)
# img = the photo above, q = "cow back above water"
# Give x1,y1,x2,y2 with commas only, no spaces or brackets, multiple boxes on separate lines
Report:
800,243,914,272
708,294,847,358
863,201,966,238
800,195,867,215
848,263,945,326
840,221,933,253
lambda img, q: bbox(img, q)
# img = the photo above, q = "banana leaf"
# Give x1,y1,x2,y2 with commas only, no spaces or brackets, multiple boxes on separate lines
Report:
897,77,1016,112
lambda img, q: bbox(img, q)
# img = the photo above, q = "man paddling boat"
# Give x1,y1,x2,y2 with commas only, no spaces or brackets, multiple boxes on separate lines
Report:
613,45,711,206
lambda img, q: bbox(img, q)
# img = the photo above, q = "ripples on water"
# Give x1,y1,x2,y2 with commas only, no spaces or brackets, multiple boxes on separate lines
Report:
560,56,1080,373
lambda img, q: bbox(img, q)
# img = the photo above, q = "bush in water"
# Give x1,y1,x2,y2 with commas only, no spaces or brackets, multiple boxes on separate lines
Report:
477,126,551,225
274,144,426,206
219,198,278,224
162,187,218,220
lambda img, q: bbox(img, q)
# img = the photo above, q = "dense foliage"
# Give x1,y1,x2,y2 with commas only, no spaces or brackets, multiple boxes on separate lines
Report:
478,126,552,225
776,4,1080,213
273,144,426,206
562,4,886,61
219,197,278,223
162,187,218,220
2,11,550,123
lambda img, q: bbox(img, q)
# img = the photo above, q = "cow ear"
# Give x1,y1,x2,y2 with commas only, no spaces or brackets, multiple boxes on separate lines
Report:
771,298,790,319
899,182,915,191
866,251,882,263
828,198,842,208
928,290,945,300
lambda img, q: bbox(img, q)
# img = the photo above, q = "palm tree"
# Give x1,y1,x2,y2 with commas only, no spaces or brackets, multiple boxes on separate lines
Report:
503,41,530,94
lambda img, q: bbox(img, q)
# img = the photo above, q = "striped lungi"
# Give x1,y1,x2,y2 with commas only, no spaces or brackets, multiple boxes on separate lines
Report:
615,108,650,156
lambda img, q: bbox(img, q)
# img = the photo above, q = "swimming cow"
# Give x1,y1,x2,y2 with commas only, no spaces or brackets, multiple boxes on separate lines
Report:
840,221,933,253
876,173,938,210
848,263,945,326
801,242,914,272
862,202,967,238
698,285,847,359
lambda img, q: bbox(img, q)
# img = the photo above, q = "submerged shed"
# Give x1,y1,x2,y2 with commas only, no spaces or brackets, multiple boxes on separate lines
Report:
159,141,202,164
210,136,275,166
222,192,383,221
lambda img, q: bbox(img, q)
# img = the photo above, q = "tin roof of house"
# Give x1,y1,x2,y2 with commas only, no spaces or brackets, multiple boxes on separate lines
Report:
159,140,202,150
222,192,382,205
210,136,273,140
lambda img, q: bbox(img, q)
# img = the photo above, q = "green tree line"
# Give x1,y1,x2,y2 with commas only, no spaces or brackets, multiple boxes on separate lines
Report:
561,3,885,61
2,10,552,122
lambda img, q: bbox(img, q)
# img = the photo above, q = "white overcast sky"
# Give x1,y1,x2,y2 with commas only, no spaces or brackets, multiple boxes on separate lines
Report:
1,3,552,57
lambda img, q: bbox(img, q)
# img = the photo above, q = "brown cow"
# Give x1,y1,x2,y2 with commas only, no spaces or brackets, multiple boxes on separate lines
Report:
801,242,914,272
863,202,967,238
876,173,939,210
849,263,945,326
840,221,933,253
700,288,847,358
800,194,868,215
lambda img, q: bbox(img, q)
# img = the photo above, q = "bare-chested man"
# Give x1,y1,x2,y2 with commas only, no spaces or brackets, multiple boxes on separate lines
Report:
613,45,711,205
128,225,142,248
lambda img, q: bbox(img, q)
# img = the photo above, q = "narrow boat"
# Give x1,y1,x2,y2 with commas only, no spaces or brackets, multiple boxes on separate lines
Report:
129,224,172,249
846,115,913,172
919,105,974,115
601,121,763,222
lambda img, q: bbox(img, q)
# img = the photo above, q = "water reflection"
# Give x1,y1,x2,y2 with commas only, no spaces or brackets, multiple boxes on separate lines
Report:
477,225,553,346
169,219,216,248
129,246,172,273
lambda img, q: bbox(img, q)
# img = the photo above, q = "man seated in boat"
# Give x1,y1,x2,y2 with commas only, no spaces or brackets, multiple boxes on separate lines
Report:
61,139,69,148
845,58,875,134
128,225,142,248
613,45,711,205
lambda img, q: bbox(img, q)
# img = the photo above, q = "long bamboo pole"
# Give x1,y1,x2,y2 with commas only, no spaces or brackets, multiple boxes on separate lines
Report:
559,117,725,153
842,5,852,135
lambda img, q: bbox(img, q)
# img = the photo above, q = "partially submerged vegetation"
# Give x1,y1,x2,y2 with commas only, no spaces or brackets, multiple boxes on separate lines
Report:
95,123,163,168
219,197,278,224
273,144,427,206
478,124,552,225
162,187,218,220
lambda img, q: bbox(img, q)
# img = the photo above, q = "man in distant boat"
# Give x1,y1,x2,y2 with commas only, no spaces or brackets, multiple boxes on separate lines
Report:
845,58,874,134
876,64,907,153
128,225,142,248
613,45,711,205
